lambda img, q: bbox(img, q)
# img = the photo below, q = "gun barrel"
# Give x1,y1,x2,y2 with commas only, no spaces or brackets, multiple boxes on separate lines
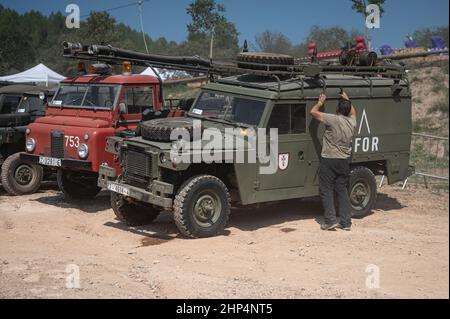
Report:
381,49,449,60
88,44,212,69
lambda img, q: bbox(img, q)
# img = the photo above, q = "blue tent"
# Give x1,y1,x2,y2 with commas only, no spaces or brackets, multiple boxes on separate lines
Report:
379,45,394,56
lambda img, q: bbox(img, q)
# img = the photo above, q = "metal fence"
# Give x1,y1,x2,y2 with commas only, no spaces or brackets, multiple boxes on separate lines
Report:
409,133,449,190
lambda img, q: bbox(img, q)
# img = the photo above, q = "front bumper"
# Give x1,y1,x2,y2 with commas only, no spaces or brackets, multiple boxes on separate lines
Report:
98,164,174,209
20,153,92,170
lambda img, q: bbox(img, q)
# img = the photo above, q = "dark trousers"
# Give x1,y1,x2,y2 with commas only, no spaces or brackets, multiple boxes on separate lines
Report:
319,157,352,227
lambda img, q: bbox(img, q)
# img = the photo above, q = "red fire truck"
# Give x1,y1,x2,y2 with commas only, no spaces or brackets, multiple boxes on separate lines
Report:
19,44,187,199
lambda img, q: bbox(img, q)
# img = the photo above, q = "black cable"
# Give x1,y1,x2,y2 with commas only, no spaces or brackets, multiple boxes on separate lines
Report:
80,0,150,18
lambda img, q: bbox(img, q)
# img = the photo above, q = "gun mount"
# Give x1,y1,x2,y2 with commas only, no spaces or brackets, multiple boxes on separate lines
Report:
62,42,408,80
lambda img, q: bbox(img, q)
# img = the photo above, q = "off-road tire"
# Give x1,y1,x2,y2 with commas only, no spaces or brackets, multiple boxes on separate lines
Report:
110,192,160,226
348,166,377,218
358,51,378,67
1,153,43,195
339,50,356,66
141,118,194,142
57,169,101,200
237,52,295,71
174,175,231,238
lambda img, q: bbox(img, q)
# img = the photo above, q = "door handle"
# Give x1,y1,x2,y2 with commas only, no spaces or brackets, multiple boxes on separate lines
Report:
298,151,305,161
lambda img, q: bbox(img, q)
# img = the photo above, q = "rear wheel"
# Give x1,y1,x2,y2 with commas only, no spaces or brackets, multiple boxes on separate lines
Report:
1,153,43,195
111,192,160,226
57,169,101,200
174,175,231,238
348,167,377,218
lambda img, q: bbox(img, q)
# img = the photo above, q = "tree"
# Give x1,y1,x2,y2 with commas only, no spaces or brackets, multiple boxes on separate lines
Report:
307,26,360,51
0,5,35,74
412,26,449,48
81,11,118,45
351,0,386,17
255,30,293,54
185,0,239,59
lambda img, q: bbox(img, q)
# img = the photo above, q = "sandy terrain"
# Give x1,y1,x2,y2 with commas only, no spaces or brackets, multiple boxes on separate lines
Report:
0,182,448,299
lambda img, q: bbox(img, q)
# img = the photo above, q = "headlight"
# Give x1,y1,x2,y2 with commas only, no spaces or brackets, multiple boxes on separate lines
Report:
77,143,89,159
25,138,36,152
159,153,167,164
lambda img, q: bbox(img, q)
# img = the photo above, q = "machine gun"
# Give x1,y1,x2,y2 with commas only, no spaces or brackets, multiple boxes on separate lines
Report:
62,42,408,80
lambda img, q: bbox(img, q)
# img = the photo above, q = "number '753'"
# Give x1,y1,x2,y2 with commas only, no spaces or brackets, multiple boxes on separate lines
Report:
65,135,80,148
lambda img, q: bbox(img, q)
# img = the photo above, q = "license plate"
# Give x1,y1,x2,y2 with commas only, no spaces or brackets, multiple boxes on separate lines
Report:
107,182,130,196
39,156,62,167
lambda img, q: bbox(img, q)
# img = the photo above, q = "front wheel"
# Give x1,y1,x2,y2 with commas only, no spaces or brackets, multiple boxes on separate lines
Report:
1,153,43,195
174,175,231,238
348,166,377,218
57,169,101,200
111,192,160,226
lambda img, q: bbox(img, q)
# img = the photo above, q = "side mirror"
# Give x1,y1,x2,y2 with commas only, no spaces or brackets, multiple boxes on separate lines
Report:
118,102,127,115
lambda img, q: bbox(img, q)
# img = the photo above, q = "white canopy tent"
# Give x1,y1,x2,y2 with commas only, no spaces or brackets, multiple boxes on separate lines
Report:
140,67,159,77
0,63,65,86
140,67,192,81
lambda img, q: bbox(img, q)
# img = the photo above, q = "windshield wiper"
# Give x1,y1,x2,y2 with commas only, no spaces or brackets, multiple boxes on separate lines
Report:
207,116,251,128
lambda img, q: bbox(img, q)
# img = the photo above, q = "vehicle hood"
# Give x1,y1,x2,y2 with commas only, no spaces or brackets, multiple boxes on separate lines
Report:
35,115,110,128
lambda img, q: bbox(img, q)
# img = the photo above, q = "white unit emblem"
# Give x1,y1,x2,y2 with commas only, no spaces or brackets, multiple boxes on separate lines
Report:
278,153,290,171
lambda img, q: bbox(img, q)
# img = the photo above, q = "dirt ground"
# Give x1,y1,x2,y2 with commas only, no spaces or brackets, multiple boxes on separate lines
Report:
0,182,448,299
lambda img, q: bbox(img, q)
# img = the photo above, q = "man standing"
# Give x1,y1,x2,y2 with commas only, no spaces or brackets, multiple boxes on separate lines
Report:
310,92,357,231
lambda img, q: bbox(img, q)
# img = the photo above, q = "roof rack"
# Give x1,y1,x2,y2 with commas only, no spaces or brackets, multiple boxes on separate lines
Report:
62,42,407,80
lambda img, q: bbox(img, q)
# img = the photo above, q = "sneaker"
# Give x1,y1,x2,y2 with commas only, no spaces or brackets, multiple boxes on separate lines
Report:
337,224,352,231
321,223,339,231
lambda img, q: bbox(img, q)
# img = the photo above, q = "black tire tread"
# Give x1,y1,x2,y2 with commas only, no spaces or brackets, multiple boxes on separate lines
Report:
141,118,194,142
349,166,377,218
57,170,101,200
1,153,43,195
173,175,231,238
110,192,160,226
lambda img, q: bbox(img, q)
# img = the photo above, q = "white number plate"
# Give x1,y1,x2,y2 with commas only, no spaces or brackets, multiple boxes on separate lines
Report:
39,156,62,167
107,182,130,196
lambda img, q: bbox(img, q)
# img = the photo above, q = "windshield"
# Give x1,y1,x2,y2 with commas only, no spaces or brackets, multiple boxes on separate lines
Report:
50,84,120,109
17,95,44,113
190,91,266,126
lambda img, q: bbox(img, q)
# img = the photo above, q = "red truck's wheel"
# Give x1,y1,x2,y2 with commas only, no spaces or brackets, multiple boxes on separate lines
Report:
1,153,43,196
57,170,101,200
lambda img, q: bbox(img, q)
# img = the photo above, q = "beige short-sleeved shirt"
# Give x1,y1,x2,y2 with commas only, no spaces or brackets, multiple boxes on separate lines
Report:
321,113,357,159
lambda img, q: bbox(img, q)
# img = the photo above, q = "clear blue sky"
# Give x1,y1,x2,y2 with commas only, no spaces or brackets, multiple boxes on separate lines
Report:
1,0,448,49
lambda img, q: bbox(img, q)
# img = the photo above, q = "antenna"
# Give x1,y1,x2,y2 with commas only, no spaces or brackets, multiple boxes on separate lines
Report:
138,1,149,54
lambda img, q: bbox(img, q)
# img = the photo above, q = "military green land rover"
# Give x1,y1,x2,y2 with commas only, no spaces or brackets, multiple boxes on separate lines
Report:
98,55,414,238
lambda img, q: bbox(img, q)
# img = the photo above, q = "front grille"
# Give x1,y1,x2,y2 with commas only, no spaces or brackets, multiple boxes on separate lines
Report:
124,147,152,188
50,131,64,158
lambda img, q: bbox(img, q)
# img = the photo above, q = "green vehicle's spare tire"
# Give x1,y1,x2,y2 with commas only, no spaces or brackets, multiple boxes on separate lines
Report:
141,118,197,142
0,114,32,127
237,52,295,71
1,153,43,195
